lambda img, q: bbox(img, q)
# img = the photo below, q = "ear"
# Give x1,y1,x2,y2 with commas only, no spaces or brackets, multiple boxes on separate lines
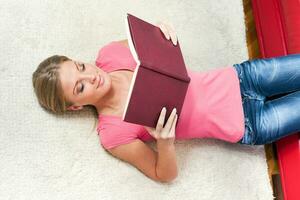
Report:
67,105,83,111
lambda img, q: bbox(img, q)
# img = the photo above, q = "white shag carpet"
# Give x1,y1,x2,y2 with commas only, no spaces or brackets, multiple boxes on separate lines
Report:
0,0,274,199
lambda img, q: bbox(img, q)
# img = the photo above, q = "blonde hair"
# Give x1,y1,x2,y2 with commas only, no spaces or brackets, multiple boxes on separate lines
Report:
32,55,73,114
32,55,98,130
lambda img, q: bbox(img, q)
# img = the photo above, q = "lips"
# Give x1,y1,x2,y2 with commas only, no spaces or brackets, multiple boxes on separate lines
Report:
97,74,104,88
97,75,101,88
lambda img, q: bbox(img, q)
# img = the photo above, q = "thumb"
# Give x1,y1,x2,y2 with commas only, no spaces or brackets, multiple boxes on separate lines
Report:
144,126,158,138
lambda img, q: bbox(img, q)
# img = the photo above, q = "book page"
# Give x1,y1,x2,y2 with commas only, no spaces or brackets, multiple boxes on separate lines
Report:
122,17,141,121
124,17,140,64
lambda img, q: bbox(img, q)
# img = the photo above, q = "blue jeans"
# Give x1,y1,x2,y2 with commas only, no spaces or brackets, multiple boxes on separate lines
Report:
233,54,300,145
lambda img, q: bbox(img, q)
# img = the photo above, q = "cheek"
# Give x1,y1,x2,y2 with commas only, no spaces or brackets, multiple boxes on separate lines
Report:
86,85,102,97
87,88,97,97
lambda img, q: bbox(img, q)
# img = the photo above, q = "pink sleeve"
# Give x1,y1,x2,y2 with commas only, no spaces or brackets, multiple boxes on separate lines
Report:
97,122,139,150
95,41,136,72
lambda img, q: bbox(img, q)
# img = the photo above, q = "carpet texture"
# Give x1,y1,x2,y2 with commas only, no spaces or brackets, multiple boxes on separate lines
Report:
0,0,273,199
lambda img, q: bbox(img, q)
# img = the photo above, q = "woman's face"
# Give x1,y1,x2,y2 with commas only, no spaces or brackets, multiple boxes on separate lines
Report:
58,60,112,110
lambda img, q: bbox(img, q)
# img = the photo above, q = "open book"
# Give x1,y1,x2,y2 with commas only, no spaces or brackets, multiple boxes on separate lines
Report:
122,13,191,128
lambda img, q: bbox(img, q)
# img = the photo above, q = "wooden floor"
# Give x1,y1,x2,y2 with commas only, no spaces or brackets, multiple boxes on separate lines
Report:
242,0,261,59
242,0,281,198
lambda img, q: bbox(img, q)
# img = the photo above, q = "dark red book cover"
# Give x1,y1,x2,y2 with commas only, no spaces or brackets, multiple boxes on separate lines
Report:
122,13,191,128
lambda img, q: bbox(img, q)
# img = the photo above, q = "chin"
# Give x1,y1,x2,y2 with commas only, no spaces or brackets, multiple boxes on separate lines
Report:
103,74,111,87
99,74,111,92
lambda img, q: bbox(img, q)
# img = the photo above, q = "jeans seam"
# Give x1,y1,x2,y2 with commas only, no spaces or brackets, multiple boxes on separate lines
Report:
234,64,246,97
248,119,257,145
268,101,280,142
252,60,269,98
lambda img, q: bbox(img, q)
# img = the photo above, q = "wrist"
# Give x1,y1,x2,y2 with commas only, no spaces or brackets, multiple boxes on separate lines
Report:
156,139,175,150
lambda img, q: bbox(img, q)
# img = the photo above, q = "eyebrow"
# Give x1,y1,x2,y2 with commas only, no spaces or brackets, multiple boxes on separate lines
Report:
73,61,79,96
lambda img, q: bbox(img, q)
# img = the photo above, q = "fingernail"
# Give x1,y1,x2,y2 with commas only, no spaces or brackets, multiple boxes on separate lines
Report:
162,107,166,112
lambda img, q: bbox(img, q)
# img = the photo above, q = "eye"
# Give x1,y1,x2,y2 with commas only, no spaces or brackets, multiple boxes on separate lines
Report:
80,63,85,71
79,83,84,93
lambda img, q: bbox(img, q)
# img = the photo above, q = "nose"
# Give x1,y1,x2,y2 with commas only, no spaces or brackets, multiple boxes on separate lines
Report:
80,74,97,84
90,74,97,84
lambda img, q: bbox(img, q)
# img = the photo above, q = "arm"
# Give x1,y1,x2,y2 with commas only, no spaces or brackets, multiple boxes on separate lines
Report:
156,139,178,182
107,139,178,183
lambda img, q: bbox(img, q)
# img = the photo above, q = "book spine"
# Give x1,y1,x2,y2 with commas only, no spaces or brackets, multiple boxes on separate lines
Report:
140,60,191,83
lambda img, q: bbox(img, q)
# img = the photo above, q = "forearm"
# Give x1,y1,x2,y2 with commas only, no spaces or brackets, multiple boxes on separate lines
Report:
155,140,178,182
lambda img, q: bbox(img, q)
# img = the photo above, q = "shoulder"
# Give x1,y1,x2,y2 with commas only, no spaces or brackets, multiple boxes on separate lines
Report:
97,117,141,149
96,40,129,60
100,40,128,51
95,40,135,70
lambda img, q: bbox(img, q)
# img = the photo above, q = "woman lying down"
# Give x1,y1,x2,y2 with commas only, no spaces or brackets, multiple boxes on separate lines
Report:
32,21,300,183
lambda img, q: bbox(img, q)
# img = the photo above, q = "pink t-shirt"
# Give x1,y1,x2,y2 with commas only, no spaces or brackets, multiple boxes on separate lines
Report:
95,41,245,149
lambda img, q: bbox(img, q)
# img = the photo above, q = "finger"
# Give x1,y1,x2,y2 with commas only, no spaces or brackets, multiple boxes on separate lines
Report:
169,114,178,138
144,126,158,138
164,23,177,45
158,23,170,40
144,126,153,133
164,108,177,132
169,31,178,46
156,107,166,132
161,112,177,139
151,131,158,139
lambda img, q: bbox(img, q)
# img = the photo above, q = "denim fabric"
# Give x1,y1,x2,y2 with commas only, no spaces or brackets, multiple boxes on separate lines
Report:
233,54,300,145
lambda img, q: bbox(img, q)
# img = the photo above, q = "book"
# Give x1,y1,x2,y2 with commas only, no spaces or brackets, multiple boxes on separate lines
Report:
122,13,191,128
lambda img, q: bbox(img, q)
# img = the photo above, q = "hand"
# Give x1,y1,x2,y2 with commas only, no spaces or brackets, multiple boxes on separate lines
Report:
144,107,178,146
157,21,178,46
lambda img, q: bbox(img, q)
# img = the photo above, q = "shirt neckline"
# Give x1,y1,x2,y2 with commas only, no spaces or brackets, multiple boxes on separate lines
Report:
98,114,122,119
97,41,135,120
